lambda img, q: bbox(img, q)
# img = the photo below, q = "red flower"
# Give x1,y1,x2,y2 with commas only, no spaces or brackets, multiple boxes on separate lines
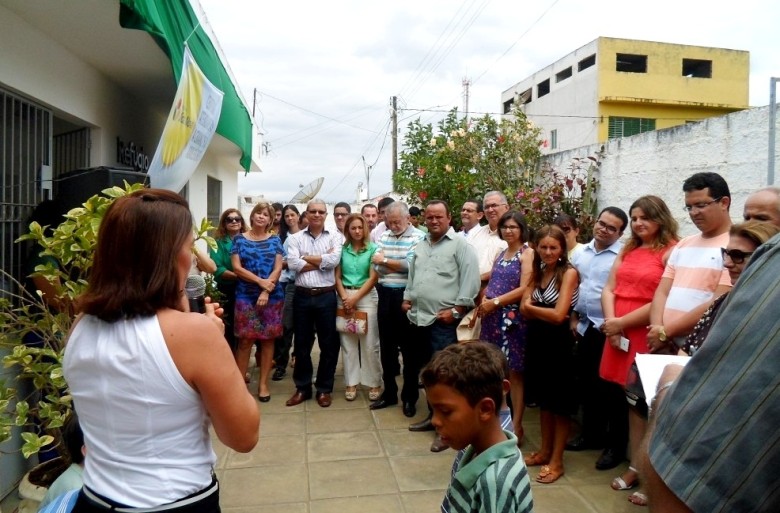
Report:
419,191,428,200
418,167,426,177
498,136,505,144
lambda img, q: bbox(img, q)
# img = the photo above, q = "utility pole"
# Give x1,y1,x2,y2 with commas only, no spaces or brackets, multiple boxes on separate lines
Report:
391,96,398,188
362,155,371,199
462,77,471,121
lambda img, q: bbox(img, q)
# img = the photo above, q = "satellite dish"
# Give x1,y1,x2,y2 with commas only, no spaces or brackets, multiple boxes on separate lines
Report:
290,177,324,203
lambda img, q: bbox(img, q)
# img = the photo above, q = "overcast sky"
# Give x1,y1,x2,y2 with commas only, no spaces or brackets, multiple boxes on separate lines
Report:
198,0,778,204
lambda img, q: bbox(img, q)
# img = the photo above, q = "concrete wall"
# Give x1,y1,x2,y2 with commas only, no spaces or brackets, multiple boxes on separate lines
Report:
545,105,779,236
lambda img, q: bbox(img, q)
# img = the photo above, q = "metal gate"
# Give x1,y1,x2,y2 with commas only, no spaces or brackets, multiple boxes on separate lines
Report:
0,89,53,296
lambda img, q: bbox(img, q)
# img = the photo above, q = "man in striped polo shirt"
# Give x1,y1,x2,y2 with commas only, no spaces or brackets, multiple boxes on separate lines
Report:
369,201,425,415
647,172,732,352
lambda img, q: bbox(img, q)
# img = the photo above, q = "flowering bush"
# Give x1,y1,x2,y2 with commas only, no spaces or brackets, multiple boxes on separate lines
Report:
395,107,599,237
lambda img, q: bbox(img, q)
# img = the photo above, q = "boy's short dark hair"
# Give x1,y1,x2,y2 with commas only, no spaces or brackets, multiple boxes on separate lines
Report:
63,411,85,464
421,342,507,414
408,206,422,216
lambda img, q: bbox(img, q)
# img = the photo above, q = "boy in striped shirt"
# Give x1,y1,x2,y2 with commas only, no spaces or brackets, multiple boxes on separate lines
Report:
423,343,533,513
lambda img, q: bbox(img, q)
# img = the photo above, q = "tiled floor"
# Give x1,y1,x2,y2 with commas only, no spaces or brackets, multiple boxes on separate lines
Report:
1,351,642,513
218,350,642,513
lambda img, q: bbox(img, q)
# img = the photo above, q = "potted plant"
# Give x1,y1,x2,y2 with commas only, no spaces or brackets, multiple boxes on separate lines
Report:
0,182,215,494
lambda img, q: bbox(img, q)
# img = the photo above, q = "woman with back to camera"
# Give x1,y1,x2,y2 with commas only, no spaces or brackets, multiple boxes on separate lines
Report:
272,204,301,380
231,202,285,401
474,211,534,444
209,208,247,353
335,213,382,401
64,189,258,513
521,225,579,484
599,195,678,504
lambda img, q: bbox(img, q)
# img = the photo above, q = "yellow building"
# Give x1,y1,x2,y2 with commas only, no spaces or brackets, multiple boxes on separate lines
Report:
501,37,749,153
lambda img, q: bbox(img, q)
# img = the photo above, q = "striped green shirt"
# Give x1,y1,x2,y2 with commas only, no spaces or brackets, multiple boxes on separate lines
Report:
446,430,533,513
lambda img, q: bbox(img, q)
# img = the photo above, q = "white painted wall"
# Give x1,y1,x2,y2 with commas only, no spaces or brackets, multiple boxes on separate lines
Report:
545,105,780,236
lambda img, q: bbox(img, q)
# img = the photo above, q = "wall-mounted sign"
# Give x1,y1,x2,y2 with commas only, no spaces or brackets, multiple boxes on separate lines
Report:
117,137,151,172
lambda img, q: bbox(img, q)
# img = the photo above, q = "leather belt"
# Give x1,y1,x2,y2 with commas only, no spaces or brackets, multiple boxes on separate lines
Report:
344,285,361,290
296,285,336,296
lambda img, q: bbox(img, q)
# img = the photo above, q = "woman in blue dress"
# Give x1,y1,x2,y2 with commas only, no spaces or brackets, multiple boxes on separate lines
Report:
231,202,284,402
475,211,534,443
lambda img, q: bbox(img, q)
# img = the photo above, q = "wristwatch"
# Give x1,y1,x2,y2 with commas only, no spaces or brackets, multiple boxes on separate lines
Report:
382,257,388,264
451,308,462,320
658,326,668,342
493,298,501,307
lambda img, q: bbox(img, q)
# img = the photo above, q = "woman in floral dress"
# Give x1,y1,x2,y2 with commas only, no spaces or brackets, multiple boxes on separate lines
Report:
475,211,534,442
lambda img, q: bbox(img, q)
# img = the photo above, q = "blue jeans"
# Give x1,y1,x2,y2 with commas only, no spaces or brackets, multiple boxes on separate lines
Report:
292,289,339,394
407,319,458,406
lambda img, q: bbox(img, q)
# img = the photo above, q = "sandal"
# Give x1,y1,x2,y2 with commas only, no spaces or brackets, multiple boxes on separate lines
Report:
345,386,357,401
368,387,382,401
523,452,550,467
536,465,564,484
612,466,639,490
628,491,648,506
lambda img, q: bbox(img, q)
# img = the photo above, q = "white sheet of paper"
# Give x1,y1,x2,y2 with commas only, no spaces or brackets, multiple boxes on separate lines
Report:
634,354,691,403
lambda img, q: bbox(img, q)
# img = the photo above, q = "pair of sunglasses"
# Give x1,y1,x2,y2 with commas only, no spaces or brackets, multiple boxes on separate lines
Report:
721,247,753,264
226,216,243,223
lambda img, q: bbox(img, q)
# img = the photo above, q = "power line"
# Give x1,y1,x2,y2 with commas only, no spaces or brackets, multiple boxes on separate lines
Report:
472,0,561,86
257,90,380,134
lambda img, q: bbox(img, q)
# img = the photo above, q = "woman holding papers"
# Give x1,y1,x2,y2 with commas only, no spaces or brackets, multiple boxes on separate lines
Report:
600,195,678,504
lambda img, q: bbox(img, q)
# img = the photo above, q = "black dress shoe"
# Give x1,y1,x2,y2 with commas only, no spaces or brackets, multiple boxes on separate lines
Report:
566,435,597,452
272,368,286,381
409,417,434,432
430,434,450,452
402,402,416,418
595,448,625,470
369,398,398,410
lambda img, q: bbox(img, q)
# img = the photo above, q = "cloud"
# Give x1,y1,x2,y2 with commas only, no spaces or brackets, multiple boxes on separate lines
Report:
200,0,779,203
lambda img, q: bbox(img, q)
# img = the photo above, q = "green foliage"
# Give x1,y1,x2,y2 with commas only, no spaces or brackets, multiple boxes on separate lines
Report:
395,107,600,235
0,182,216,459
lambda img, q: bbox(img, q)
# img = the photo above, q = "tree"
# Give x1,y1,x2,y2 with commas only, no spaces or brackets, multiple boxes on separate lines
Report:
394,107,600,236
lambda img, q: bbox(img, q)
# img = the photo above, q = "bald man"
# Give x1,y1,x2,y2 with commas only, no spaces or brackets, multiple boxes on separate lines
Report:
743,187,780,227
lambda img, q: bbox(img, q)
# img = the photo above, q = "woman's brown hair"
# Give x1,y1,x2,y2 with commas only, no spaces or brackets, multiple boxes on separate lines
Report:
343,213,370,247
79,189,193,322
531,225,571,289
622,195,680,255
214,208,246,239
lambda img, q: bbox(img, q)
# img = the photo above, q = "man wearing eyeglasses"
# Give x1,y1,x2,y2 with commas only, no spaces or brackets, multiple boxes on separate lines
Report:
333,202,351,242
647,172,733,353
568,207,628,470
285,199,343,408
459,199,484,237
466,192,510,284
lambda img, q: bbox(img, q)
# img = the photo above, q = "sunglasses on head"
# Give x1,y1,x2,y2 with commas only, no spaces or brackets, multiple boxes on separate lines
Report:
226,216,242,223
721,247,753,264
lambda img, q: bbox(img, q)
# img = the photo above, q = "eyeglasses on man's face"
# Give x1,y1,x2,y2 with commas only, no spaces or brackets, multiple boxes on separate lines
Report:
307,209,327,215
484,203,507,211
721,247,753,264
683,197,722,213
595,219,619,234
334,212,349,218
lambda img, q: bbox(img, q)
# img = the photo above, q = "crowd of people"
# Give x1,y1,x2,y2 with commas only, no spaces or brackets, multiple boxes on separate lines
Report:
32,172,779,513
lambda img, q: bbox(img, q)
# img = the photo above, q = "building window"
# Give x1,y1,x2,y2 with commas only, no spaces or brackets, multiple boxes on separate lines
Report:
206,176,222,227
537,79,550,98
682,58,712,78
555,67,572,83
503,98,514,114
616,53,647,73
517,88,532,105
608,117,656,139
578,54,596,71
550,129,558,150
